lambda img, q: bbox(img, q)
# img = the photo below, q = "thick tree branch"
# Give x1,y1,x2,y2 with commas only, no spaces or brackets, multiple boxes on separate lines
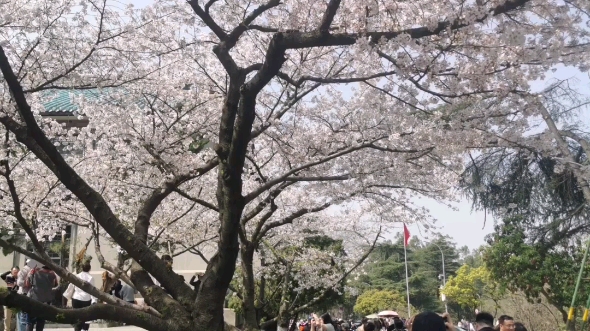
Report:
0,291,171,331
559,130,590,157
226,0,281,49
187,0,227,40
0,238,158,316
244,63,397,87
204,0,218,13
280,0,531,49
0,45,194,307
319,0,342,33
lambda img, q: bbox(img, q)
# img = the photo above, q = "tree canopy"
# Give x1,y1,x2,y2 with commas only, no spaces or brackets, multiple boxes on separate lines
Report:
442,265,501,317
351,235,460,313
483,217,590,322
0,0,588,331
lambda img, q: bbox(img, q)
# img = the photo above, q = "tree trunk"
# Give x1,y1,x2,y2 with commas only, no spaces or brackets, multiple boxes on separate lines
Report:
241,245,260,331
193,76,247,331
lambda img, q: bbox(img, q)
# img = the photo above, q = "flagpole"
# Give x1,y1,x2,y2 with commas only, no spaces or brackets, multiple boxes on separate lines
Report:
404,234,411,318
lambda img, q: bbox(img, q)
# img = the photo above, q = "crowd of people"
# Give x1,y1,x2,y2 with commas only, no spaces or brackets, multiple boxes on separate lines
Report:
289,312,527,331
294,314,407,331
0,255,206,331
1,258,135,331
1,256,530,331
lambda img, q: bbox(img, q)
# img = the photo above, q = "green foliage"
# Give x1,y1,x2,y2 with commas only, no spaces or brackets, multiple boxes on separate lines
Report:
188,136,210,154
483,217,589,321
351,235,459,313
0,229,25,256
461,148,588,251
442,265,501,313
353,289,412,317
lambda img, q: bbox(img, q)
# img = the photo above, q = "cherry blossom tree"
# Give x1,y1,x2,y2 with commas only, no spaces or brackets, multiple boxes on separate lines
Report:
0,0,587,331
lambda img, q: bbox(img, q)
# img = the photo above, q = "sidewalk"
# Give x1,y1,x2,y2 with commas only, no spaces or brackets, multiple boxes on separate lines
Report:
49,326,145,331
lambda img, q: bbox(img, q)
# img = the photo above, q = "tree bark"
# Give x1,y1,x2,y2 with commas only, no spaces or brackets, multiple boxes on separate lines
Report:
193,75,246,331
241,245,259,331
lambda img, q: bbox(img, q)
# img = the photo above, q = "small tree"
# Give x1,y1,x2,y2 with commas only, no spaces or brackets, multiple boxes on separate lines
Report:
442,265,502,318
353,289,412,318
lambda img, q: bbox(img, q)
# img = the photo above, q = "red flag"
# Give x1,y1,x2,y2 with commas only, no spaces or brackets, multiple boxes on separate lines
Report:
403,223,411,247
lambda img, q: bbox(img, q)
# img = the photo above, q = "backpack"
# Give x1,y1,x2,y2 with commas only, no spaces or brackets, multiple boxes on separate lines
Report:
26,267,56,303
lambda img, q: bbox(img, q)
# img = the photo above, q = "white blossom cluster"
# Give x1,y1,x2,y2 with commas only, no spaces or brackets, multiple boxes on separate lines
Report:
0,0,585,299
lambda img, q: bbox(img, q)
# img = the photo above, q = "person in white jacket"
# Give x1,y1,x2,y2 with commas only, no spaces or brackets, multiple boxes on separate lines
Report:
66,263,97,331
16,259,35,331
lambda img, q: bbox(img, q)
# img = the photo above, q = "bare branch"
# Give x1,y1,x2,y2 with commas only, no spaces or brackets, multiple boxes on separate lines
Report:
253,202,332,243
172,236,218,257
244,138,430,202
93,232,135,289
172,188,219,212
241,182,295,225
286,227,382,316
135,158,217,243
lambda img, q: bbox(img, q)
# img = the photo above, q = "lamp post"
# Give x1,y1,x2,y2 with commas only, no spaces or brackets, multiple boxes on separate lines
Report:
432,242,448,313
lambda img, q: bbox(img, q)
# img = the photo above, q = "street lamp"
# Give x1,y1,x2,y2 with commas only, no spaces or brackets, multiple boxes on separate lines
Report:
432,242,448,313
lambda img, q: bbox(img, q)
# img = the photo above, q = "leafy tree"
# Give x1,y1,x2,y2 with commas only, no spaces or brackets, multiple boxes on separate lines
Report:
231,233,348,325
442,264,501,318
461,144,588,252
352,235,459,312
353,289,412,318
483,217,590,323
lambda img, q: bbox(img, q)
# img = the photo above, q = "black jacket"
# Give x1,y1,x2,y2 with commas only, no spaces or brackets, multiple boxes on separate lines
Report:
189,275,201,294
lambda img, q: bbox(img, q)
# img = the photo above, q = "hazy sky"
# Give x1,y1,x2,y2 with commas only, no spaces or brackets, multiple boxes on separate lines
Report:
407,65,590,250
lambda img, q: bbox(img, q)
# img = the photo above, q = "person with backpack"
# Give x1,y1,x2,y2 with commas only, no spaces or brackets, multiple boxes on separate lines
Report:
24,264,58,331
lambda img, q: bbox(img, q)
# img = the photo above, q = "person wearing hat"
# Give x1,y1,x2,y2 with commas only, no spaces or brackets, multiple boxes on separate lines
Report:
189,272,204,295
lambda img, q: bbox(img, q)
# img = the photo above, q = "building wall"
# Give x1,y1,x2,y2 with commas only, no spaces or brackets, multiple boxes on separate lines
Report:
70,226,210,282
0,225,239,324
